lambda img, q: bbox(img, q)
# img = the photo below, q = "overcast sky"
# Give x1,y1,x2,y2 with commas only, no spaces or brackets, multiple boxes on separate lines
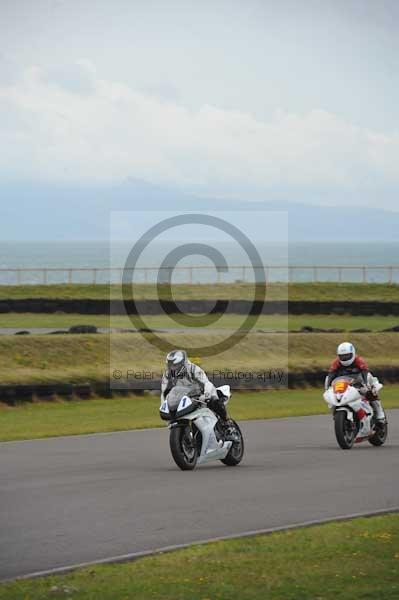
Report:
1,0,399,210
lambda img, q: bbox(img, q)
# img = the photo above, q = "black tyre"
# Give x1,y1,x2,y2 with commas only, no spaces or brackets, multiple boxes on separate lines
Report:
369,420,388,447
334,411,356,449
221,421,244,466
169,424,199,470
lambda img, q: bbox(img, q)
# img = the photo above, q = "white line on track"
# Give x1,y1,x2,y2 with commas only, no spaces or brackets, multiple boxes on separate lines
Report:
0,425,167,445
3,506,398,583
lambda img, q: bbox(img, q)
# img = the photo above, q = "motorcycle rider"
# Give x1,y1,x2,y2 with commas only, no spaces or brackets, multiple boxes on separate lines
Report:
161,349,235,436
326,342,385,436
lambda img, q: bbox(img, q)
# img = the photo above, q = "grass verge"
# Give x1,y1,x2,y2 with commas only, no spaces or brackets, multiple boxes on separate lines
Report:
1,281,399,301
1,313,399,331
0,332,399,384
1,513,398,599
1,387,399,442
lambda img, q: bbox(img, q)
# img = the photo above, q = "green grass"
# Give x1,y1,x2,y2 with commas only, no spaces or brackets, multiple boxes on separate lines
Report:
0,331,398,384
1,513,398,599
1,281,399,301
2,312,399,331
1,387,399,442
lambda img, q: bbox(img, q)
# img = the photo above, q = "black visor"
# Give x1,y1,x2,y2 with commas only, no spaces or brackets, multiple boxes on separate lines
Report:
167,360,184,375
168,361,182,370
339,353,353,362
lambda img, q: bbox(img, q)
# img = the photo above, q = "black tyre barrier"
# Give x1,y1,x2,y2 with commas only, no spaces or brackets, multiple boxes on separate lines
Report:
1,366,399,405
69,325,98,334
0,383,92,405
2,298,399,316
48,330,69,335
298,326,345,333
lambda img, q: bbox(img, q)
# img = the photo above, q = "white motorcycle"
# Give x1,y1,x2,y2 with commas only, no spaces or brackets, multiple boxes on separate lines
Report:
160,384,244,470
323,376,388,449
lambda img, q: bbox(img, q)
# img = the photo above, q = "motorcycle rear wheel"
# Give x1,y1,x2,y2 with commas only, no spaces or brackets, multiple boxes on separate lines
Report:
221,421,244,466
170,424,199,470
334,411,356,449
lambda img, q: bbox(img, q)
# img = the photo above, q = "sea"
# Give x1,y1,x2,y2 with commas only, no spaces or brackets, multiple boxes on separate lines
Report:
0,242,399,285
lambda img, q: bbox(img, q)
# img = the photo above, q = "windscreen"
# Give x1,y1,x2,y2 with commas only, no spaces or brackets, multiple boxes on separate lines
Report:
167,384,201,411
331,376,354,385
331,375,364,388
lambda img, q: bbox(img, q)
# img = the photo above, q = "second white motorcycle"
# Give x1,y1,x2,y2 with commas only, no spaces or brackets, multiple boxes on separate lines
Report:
323,376,387,449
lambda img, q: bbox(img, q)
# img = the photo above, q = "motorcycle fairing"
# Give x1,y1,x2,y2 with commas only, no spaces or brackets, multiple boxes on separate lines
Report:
174,406,232,464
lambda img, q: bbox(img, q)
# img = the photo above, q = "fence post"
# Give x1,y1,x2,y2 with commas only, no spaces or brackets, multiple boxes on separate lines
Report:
362,266,367,284
43,269,47,285
92,269,97,285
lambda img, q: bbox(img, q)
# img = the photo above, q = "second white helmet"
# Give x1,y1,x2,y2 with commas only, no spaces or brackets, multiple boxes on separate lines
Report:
337,342,356,366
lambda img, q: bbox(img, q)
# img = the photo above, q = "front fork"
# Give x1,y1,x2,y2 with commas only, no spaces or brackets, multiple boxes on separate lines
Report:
334,408,357,431
170,420,195,444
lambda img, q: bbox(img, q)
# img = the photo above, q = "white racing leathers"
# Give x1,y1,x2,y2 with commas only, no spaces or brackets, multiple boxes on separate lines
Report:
161,361,217,403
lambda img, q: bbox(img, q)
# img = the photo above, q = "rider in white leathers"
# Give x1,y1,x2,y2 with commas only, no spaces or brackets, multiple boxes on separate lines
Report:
161,349,232,428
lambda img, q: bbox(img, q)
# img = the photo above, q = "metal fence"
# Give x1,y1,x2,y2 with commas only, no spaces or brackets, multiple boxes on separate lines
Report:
1,265,399,285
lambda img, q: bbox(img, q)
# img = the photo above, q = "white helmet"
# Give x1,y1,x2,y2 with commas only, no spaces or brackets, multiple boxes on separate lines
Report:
337,342,356,367
166,349,187,377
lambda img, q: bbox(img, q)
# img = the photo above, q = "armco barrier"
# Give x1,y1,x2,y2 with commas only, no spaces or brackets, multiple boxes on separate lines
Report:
2,299,399,315
1,366,399,404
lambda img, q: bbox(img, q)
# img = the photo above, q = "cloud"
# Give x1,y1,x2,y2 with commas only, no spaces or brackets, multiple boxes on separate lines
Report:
0,53,24,86
0,61,398,205
40,60,96,95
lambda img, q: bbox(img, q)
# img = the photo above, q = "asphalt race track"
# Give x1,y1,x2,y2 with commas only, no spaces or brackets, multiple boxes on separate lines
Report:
1,412,398,581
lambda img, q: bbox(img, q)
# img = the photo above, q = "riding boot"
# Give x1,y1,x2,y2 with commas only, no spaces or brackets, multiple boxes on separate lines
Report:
370,399,386,421
209,397,227,421
365,390,385,421
210,398,236,440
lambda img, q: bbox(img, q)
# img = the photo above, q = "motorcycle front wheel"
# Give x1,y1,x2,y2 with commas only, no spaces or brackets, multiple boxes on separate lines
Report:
169,424,199,470
334,411,356,449
221,421,244,466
